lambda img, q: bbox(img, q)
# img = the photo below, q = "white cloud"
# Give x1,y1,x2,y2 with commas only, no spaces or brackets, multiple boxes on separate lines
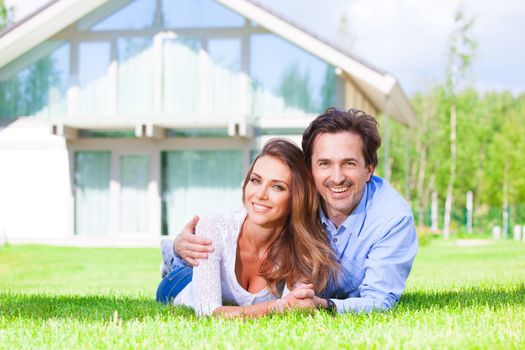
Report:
343,0,525,94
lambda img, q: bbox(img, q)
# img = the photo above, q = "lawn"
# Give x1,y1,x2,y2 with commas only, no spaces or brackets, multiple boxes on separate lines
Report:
0,241,524,349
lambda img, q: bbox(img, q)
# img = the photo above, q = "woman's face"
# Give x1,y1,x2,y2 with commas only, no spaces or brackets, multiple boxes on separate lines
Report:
244,155,292,229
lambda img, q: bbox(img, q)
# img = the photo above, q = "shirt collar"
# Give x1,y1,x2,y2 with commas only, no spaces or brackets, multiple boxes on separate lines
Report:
318,182,369,237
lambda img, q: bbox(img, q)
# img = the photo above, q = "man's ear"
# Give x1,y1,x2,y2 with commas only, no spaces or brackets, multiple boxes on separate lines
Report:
366,164,375,182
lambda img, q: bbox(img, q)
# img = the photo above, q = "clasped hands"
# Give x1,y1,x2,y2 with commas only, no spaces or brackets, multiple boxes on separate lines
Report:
272,283,327,313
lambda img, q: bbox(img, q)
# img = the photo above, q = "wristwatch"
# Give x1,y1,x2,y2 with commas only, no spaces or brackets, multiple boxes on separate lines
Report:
325,298,336,315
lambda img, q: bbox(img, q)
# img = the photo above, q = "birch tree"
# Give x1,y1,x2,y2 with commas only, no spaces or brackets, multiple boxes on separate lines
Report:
442,8,476,239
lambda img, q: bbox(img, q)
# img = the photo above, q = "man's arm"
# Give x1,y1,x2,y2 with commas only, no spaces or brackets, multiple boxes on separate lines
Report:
173,216,214,266
332,215,418,313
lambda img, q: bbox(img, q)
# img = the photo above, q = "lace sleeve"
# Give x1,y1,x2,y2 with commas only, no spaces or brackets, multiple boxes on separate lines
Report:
192,215,225,316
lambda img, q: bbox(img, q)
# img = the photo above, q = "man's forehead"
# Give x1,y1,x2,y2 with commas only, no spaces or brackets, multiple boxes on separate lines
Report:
312,132,364,156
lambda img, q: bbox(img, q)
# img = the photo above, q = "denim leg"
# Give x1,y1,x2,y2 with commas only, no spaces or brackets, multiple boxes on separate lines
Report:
156,265,193,304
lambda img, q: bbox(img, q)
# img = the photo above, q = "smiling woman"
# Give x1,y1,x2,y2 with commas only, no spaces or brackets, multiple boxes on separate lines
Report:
156,138,338,317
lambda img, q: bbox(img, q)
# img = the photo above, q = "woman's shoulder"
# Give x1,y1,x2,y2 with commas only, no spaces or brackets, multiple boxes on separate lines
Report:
195,207,246,240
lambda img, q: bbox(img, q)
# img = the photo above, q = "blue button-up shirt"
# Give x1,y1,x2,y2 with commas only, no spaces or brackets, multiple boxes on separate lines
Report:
321,175,418,313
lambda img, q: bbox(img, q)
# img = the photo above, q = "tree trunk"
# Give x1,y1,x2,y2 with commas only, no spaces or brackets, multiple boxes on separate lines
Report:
443,103,457,239
503,163,509,239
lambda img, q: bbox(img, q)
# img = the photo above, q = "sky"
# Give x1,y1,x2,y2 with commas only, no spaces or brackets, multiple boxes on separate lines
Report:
5,0,525,96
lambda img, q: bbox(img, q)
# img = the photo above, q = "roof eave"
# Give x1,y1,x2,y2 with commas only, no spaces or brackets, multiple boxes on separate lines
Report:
0,0,109,68
217,0,415,126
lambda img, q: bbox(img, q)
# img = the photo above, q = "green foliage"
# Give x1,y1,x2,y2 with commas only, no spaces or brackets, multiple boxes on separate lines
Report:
403,89,525,232
0,0,10,29
1,244,524,349
276,64,314,112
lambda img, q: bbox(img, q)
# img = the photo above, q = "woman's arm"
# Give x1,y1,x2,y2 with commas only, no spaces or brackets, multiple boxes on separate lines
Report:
212,284,320,318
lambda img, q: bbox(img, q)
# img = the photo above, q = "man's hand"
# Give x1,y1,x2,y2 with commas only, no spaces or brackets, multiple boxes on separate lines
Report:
173,216,214,266
286,284,328,310
273,284,323,312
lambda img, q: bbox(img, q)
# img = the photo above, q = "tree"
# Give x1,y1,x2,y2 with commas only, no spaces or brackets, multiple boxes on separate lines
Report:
442,8,477,239
276,64,314,112
1,0,12,29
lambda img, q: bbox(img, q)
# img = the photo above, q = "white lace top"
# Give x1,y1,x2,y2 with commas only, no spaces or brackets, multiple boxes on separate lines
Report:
173,208,279,316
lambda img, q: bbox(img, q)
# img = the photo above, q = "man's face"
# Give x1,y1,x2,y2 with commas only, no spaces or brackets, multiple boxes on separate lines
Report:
311,132,374,225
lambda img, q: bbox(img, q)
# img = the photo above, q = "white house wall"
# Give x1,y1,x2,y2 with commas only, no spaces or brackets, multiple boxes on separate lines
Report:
0,119,73,241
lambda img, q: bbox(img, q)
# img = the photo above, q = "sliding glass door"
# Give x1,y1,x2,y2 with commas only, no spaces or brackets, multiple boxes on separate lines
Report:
162,150,243,235
74,151,111,235
119,154,150,233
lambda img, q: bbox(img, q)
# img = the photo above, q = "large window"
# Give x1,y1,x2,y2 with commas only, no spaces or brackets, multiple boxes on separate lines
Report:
162,150,243,234
250,34,336,115
1,0,340,121
162,37,202,115
162,0,244,28
119,155,150,233
86,0,156,31
74,152,111,235
206,39,242,115
0,41,69,119
78,42,111,115
117,37,155,115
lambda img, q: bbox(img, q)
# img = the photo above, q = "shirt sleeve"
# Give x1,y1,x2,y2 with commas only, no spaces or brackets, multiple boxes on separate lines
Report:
191,216,224,317
332,215,418,313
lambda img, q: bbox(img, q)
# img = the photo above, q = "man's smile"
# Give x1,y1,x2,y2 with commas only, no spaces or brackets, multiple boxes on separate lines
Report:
328,186,349,194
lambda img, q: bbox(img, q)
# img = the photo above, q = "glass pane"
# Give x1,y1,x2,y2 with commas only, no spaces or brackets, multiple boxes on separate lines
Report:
250,34,336,115
79,42,111,114
120,155,150,233
118,37,154,115
0,41,69,119
162,150,243,234
75,151,111,235
162,0,244,28
90,0,156,31
206,39,242,114
163,37,201,115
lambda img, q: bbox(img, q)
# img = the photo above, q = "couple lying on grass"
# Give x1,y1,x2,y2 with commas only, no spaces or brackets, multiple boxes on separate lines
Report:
156,108,418,317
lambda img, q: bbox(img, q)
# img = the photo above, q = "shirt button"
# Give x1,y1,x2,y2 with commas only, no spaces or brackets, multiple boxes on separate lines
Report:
333,237,338,243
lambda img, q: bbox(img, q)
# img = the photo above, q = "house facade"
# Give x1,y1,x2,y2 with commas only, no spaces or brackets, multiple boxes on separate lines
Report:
0,0,415,245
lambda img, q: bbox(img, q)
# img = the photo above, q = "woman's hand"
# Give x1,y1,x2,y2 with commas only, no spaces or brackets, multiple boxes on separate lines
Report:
274,284,325,312
173,216,214,266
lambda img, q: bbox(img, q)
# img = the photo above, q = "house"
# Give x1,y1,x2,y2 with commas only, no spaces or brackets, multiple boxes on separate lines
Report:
0,0,415,246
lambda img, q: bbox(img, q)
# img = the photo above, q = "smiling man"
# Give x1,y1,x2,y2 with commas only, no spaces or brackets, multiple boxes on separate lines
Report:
296,107,418,313
165,107,418,313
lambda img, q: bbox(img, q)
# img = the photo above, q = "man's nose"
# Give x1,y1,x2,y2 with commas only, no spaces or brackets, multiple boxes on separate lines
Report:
331,166,346,184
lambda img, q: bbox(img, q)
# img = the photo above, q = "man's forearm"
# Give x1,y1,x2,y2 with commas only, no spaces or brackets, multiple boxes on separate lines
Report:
331,294,397,314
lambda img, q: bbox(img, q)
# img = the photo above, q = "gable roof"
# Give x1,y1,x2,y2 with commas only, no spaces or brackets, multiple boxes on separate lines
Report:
0,0,416,126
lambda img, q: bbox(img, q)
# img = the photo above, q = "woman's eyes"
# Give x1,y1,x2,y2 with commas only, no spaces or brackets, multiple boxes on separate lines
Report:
272,185,285,191
249,177,260,183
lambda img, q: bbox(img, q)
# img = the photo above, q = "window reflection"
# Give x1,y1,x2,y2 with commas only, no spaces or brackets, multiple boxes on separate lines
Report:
163,37,202,115
250,34,335,115
79,42,111,114
206,39,242,114
0,42,69,119
118,37,154,115
162,0,244,28
91,0,156,31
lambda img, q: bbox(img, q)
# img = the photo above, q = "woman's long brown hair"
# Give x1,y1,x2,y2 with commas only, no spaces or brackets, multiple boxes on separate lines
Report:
242,138,338,295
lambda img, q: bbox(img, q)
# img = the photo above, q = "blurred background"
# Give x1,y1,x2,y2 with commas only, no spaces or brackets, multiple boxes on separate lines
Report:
1,0,524,244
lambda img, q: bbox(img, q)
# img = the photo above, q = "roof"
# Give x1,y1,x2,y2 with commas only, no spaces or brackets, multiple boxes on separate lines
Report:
0,0,416,126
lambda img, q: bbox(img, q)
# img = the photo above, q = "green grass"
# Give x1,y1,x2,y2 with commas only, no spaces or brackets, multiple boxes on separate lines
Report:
0,241,524,349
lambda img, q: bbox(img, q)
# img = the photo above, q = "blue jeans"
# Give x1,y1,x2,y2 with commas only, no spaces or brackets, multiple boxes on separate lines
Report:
156,265,193,304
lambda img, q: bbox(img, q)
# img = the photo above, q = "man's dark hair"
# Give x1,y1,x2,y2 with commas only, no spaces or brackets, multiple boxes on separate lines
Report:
302,107,382,168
